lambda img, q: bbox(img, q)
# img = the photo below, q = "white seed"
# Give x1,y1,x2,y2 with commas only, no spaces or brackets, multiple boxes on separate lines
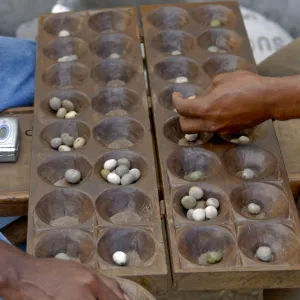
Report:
62,135,74,147
188,95,196,100
192,208,206,221
129,168,141,181
61,99,75,111
173,108,177,113
247,203,261,215
256,246,272,262
207,46,219,53
195,201,206,209
58,30,70,37
50,137,62,149
64,169,81,184
58,54,78,62
206,198,220,208
61,133,70,140
205,206,218,219
115,165,130,177
184,170,204,181
175,76,188,83
109,53,121,59
49,97,62,111
185,134,198,142
107,173,121,185
56,107,67,118
171,50,182,55
55,253,71,260
104,159,117,171
121,173,136,186
181,195,197,210
238,135,250,144
117,158,131,169
112,251,127,266
73,137,86,150
187,209,194,220
65,111,78,119
188,186,204,200
58,145,71,152
242,168,256,180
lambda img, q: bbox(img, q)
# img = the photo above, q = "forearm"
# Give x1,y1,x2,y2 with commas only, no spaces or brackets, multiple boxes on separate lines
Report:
265,75,300,120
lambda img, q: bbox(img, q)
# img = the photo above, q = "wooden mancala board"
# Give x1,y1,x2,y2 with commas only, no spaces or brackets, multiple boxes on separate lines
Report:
27,1,300,295
27,8,167,296
141,1,300,291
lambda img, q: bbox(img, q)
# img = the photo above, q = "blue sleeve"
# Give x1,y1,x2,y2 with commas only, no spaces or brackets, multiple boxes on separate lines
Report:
0,37,36,111
0,232,9,244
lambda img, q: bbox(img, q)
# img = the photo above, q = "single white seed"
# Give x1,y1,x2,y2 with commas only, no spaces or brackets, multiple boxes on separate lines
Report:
62,135,74,147
115,165,130,178
206,198,220,208
207,46,219,53
185,134,198,142
129,168,141,181
50,137,62,149
171,50,182,55
121,173,135,185
242,168,256,180
55,253,71,260
192,208,206,221
65,111,78,119
238,135,250,144
56,107,67,119
188,95,196,100
117,158,131,169
61,99,75,112
104,159,117,171
58,30,70,37
58,54,78,62
109,53,121,59
181,195,197,210
175,76,188,83
205,206,218,219
188,186,204,200
58,145,71,152
73,137,86,150
256,246,272,262
112,251,127,266
107,173,121,185
49,97,62,111
186,209,195,220
247,203,261,215
64,169,81,184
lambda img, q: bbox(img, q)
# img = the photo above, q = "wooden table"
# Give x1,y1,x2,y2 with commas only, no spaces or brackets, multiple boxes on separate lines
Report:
1,107,300,217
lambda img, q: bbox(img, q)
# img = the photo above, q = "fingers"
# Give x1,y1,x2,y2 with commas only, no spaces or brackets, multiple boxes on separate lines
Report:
179,116,218,133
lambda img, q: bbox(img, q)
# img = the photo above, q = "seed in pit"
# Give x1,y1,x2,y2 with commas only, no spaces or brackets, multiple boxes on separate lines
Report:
121,173,135,186
205,206,218,219
55,253,71,261
192,208,205,221
107,173,121,185
238,135,250,144
188,186,204,200
185,134,198,142
210,19,222,27
65,169,81,184
256,246,272,262
175,76,188,84
109,53,121,59
50,137,62,149
112,251,127,266
186,209,195,220
61,135,74,147
115,165,130,177
58,30,70,37
73,137,86,150
117,158,131,169
206,198,219,208
129,168,141,181
181,195,196,209
242,168,256,180
58,54,78,62
100,169,110,180
61,99,75,112
184,171,204,182
188,95,196,100
58,145,71,152
171,50,182,55
104,159,117,171
207,46,219,53
107,80,126,87
65,111,78,119
207,251,223,264
195,200,206,209
247,203,261,215
49,97,62,111
56,107,67,119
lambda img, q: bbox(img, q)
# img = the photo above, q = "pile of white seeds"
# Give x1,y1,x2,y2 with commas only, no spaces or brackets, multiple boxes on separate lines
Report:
101,158,141,185
49,97,78,119
181,186,220,221
50,133,86,151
